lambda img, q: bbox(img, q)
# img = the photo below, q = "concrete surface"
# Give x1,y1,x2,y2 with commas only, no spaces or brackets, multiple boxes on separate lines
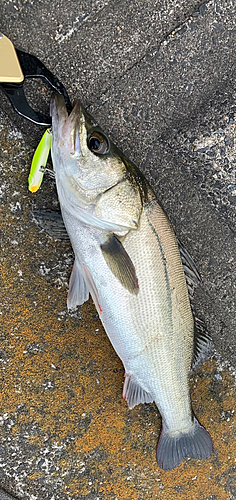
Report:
0,0,236,499
0,489,19,500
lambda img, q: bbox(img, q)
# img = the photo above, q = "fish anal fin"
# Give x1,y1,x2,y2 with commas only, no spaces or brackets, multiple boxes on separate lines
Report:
101,234,139,295
123,374,153,409
192,317,213,370
67,260,89,309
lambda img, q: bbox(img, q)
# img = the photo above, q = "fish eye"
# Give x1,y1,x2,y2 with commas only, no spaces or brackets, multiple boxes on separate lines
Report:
87,132,109,155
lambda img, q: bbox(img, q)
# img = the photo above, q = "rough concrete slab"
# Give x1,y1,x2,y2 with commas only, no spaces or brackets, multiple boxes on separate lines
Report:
1,0,206,107
0,490,19,500
0,112,236,500
1,0,236,499
86,0,236,366
0,489,19,500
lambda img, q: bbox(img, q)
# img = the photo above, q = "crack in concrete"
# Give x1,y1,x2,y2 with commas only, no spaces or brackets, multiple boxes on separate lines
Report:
55,0,112,44
87,0,211,106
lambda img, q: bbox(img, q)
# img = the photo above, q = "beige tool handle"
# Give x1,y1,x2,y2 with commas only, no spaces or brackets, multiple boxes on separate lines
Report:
0,33,24,83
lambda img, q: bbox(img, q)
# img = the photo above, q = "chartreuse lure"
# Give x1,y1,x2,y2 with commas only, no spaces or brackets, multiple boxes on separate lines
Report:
28,128,52,192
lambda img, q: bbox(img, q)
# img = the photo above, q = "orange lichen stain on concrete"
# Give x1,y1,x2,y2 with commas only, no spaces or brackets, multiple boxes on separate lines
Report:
74,417,125,456
157,462,230,500
64,481,91,497
61,352,235,500
27,434,45,447
29,473,43,481
1,193,236,500
64,476,140,500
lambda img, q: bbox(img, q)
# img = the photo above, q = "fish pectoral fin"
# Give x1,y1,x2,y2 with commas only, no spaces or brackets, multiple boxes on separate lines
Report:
31,210,70,242
67,260,89,309
123,375,153,409
192,317,213,370
100,234,139,295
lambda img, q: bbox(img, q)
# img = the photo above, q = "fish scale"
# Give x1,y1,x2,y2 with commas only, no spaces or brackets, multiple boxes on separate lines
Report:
123,205,193,427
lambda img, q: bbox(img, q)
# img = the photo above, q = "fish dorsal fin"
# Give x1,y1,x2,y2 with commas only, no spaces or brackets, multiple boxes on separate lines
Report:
123,375,153,409
101,234,139,295
177,242,212,368
192,317,213,370
177,239,202,299
67,260,89,309
32,210,70,242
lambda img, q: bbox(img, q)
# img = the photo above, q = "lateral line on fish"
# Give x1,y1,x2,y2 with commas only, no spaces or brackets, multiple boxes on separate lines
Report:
147,214,172,322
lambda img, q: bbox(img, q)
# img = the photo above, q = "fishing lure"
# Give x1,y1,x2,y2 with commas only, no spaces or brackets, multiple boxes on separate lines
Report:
28,128,52,192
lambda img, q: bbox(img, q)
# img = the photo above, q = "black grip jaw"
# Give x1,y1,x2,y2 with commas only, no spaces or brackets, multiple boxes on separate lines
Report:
0,49,72,126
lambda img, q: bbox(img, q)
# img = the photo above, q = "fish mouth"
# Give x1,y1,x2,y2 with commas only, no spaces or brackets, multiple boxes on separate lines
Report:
50,93,81,121
51,93,82,156
50,93,82,128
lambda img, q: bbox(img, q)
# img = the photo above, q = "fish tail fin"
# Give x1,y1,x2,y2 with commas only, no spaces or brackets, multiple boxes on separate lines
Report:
156,417,213,471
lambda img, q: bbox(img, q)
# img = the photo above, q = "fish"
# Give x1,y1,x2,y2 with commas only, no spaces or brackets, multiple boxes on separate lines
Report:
48,93,213,470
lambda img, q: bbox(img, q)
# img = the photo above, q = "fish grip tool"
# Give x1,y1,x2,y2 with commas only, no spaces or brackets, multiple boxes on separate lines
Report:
0,33,73,191
0,33,72,125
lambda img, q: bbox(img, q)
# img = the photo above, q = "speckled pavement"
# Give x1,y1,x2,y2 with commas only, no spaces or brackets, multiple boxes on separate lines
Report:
1,0,236,499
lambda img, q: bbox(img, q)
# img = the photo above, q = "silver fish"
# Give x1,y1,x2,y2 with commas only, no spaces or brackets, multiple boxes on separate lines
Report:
50,94,213,470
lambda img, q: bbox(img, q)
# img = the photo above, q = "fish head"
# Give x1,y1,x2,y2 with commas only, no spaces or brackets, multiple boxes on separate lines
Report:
50,94,126,206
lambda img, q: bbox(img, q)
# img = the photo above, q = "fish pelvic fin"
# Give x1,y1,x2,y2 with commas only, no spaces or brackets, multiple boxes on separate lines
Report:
123,374,153,409
67,260,89,309
156,417,213,471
